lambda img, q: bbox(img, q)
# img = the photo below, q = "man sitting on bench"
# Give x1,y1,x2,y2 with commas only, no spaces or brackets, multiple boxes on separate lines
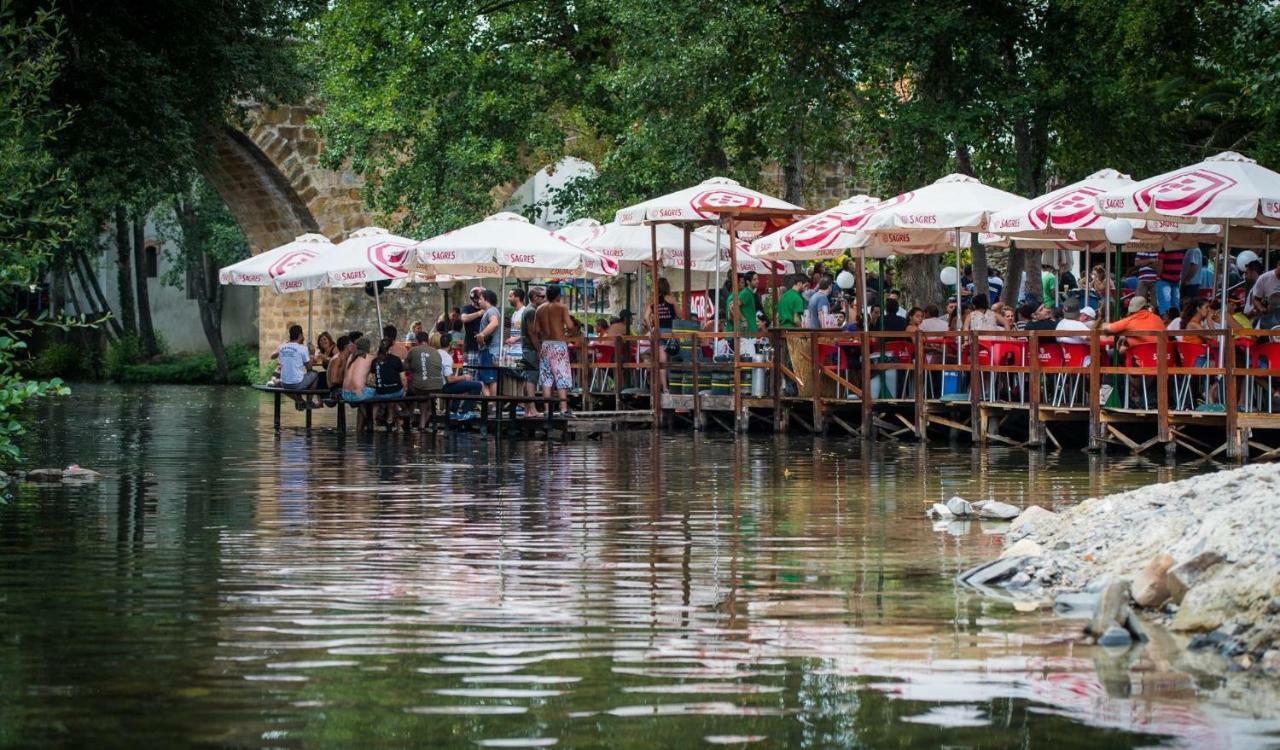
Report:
408,331,484,428
272,324,318,410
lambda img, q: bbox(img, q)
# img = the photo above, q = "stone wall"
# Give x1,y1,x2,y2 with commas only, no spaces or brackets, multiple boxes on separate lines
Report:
203,104,433,358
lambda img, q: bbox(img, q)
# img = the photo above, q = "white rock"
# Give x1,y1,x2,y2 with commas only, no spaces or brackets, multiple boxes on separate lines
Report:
927,503,954,520
946,496,972,517
979,501,1020,520
1002,538,1044,559
1010,505,1057,534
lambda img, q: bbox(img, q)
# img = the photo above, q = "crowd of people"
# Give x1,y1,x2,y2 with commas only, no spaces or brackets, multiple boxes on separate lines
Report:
268,282,594,428
265,253,1280,417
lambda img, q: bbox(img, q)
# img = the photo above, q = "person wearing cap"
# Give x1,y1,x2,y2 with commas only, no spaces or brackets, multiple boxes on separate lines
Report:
1055,298,1091,345
1103,295,1163,353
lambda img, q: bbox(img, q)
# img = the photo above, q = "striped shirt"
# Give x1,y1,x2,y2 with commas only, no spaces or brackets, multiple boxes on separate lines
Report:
1135,251,1158,281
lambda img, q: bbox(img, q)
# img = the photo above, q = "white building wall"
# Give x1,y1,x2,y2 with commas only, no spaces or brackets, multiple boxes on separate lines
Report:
92,216,258,354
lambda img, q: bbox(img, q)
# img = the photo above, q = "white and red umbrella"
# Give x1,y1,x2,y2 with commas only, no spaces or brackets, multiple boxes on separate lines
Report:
751,195,880,259
218,232,335,286
1095,151,1280,227
271,227,416,293
615,176,803,225
218,232,337,341
1097,150,1280,360
413,212,618,350
552,218,606,247
412,212,618,281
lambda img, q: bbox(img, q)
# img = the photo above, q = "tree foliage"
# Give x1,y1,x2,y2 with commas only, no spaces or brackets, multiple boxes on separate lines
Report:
0,4,74,465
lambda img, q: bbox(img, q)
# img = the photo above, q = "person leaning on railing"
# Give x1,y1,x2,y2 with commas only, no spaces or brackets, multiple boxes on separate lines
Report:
1102,296,1163,354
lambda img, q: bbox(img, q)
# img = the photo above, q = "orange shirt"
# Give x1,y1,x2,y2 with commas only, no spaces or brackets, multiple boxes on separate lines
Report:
1106,309,1164,346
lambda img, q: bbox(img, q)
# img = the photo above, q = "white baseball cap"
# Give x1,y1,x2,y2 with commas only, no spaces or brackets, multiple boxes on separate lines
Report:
1080,306,1096,319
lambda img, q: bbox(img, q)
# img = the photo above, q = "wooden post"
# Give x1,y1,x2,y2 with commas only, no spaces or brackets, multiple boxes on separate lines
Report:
692,334,703,430
650,224,661,429
727,216,743,432
857,250,871,437
770,262,782,431
273,391,282,431
1088,330,1103,452
337,401,347,433
913,329,927,438
1156,330,1171,443
1028,331,1043,446
809,329,822,434
1224,330,1243,459
969,330,983,442
613,335,624,404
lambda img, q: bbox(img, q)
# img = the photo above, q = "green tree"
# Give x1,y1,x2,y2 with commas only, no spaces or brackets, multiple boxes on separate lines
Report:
0,4,73,464
157,177,251,383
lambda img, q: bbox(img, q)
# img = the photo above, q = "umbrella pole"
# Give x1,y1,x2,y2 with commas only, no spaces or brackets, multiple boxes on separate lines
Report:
714,219,723,333
650,223,661,428
307,290,313,345
955,233,963,330
1219,226,1230,368
625,273,633,334
498,267,507,367
682,225,692,320
374,282,384,332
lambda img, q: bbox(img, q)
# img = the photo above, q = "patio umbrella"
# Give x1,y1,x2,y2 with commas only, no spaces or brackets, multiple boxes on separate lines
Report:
616,176,803,332
1096,151,1280,363
847,174,1025,328
750,195,881,259
271,227,418,331
413,211,618,356
218,232,337,342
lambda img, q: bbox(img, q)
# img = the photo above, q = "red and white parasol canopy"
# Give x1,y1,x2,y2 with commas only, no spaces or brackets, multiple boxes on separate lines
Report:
271,227,416,293
551,218,606,246
615,177,803,225
857,174,1025,234
1095,151,1280,227
751,195,881,259
218,233,335,286
412,211,618,280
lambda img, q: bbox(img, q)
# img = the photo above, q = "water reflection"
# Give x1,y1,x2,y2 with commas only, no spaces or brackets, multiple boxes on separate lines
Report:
1,384,1277,748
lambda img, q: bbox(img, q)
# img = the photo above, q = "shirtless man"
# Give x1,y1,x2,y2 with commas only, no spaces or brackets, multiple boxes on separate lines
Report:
531,285,573,416
341,337,376,431
324,335,354,406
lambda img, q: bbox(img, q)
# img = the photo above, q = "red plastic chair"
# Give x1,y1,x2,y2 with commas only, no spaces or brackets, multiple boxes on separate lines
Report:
1172,342,1214,410
982,340,1026,402
1123,343,1176,409
1247,342,1280,413
589,343,616,392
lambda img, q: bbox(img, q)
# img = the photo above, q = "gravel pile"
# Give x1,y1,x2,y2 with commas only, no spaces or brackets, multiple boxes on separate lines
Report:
969,464,1280,673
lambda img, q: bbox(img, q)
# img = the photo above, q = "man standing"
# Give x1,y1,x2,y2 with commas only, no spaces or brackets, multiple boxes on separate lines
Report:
1155,246,1188,315
519,286,546,416
733,271,758,333
805,277,832,328
531,285,573,416
472,289,501,396
271,324,316,410
460,286,486,366
777,275,806,328
1179,245,1204,305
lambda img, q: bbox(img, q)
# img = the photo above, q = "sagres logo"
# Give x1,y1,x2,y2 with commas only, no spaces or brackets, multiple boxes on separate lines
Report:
1031,186,1102,229
367,242,410,277
269,249,317,278
690,190,763,219
1135,169,1237,216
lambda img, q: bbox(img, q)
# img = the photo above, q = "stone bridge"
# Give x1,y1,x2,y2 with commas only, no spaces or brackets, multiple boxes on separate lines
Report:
202,104,441,356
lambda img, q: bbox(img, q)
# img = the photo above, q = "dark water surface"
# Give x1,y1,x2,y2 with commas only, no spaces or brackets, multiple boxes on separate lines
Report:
3,384,1278,748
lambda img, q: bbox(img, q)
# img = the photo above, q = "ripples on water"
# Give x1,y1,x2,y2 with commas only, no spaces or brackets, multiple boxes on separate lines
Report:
2,384,1279,748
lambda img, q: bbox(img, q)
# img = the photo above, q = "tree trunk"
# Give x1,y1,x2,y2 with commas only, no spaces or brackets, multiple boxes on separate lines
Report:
898,254,943,309
782,144,803,205
114,205,137,336
132,212,158,356
61,269,82,318
74,248,123,338
175,196,229,382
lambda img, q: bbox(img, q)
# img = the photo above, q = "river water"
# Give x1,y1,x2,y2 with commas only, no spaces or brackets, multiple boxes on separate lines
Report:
2,384,1278,748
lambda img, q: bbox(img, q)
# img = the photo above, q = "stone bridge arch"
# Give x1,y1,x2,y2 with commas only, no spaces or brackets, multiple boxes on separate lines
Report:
202,104,438,356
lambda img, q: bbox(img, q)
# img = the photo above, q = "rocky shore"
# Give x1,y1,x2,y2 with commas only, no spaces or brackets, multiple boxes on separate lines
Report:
950,464,1280,675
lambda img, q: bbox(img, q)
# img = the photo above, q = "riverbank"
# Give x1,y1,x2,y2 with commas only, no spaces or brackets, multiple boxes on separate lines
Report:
976,463,1280,674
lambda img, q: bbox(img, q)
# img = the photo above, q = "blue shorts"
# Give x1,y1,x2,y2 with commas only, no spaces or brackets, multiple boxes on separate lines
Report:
342,387,376,403
477,351,498,384
370,388,405,401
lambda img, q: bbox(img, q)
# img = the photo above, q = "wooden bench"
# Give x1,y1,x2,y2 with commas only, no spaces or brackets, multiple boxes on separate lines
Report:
253,384,561,437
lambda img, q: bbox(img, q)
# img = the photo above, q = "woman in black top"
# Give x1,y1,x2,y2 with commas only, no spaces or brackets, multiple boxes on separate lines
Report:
647,277,679,332
371,337,406,397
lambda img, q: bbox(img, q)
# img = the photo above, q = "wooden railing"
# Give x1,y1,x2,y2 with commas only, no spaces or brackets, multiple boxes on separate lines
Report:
566,325,1280,446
